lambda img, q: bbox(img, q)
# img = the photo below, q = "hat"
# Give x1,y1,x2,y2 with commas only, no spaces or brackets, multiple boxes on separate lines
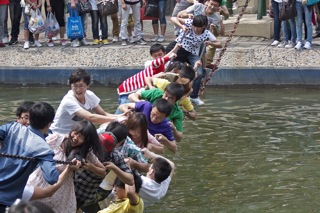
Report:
99,132,118,152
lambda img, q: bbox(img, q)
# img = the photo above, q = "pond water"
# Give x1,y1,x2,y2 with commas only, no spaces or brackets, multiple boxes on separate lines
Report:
1,87,320,212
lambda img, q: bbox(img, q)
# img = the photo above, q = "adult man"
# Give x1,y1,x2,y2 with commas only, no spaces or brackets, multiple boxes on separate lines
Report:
0,102,59,213
129,82,185,142
140,148,175,207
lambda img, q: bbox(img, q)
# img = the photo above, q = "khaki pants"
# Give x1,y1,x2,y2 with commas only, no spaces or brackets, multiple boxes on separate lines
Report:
206,45,216,66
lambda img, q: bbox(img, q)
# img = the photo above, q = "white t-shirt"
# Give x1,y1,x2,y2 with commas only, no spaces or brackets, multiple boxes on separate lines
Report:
139,175,171,208
50,90,100,135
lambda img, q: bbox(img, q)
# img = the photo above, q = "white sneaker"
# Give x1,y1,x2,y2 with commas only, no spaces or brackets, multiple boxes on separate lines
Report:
52,36,57,41
190,97,204,106
47,40,54,47
129,37,135,43
303,41,312,49
277,41,287,48
71,40,80,47
294,41,303,50
271,40,280,46
285,41,293,48
2,37,9,44
112,37,119,43
80,38,89,46
157,35,165,42
23,41,30,49
232,2,238,10
34,40,42,47
60,39,67,46
151,35,159,42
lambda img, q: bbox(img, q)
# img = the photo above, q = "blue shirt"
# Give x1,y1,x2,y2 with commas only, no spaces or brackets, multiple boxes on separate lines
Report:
135,101,175,142
0,122,59,206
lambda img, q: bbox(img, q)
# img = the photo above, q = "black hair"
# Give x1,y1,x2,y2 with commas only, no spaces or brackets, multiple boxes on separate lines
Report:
8,200,55,213
164,82,185,101
192,15,209,28
105,121,128,143
69,68,91,86
29,102,55,130
153,99,173,117
207,0,222,5
126,112,148,148
165,61,184,73
152,157,172,183
149,43,166,55
179,64,196,81
114,170,142,193
16,101,35,117
65,120,104,161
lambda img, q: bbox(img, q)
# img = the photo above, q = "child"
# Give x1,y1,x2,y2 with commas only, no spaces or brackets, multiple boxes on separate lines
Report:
15,101,34,126
166,15,222,105
98,170,143,213
115,43,179,114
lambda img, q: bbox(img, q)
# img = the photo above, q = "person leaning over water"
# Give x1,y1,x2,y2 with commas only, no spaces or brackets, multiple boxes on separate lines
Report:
0,102,59,213
15,101,35,126
50,68,123,135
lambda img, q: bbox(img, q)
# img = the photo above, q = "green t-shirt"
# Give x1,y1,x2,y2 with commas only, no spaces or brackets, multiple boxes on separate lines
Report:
141,89,184,132
221,0,226,6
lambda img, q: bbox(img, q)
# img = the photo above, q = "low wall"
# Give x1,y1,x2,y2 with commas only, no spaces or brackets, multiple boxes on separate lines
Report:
1,67,319,88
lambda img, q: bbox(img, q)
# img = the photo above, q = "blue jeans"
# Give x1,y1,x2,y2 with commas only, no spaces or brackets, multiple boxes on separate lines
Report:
189,52,205,99
152,0,167,25
271,0,281,41
68,4,85,41
282,17,296,43
295,1,313,43
98,11,108,40
115,94,131,114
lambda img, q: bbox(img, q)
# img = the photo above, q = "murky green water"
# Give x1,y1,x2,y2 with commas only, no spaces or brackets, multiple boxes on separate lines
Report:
1,87,320,212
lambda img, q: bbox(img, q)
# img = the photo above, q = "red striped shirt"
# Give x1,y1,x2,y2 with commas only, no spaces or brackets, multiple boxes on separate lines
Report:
117,56,170,95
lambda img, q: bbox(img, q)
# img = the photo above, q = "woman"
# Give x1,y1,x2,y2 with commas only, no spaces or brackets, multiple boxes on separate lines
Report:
126,112,164,154
26,120,105,212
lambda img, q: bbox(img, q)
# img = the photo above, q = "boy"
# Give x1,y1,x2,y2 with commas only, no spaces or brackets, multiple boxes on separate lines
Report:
0,102,59,213
128,82,185,142
119,99,177,153
15,101,35,126
115,43,180,114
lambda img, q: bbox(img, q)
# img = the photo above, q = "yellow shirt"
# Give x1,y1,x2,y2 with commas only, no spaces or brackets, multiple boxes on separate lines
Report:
98,195,144,213
154,78,194,112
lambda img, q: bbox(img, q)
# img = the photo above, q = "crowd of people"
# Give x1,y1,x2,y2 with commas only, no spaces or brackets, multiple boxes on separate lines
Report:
270,0,320,49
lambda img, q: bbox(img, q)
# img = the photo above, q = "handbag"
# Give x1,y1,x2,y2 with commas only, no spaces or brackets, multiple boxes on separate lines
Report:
97,0,118,16
67,9,84,39
140,7,157,20
28,8,46,34
79,0,92,13
307,0,320,6
279,0,297,21
144,0,159,18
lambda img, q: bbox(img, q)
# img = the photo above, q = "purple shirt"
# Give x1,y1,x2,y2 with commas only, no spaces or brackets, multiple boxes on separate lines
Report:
135,101,174,142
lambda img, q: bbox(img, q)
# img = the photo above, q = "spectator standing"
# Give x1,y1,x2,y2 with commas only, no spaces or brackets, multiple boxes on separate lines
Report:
295,0,313,49
271,0,282,46
0,0,9,47
150,0,167,42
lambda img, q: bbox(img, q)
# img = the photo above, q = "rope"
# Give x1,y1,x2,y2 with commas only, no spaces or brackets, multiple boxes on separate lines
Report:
0,153,76,165
199,0,251,95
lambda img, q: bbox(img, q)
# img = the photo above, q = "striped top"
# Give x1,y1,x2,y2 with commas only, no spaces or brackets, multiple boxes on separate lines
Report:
117,56,170,95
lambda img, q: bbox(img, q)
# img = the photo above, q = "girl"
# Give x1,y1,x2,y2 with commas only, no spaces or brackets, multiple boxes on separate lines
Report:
126,112,164,154
166,14,222,106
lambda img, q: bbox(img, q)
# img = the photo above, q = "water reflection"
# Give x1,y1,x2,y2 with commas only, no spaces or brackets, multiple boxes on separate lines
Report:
1,87,320,212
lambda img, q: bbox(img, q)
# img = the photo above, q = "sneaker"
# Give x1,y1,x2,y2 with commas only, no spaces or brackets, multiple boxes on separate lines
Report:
47,40,54,47
157,35,165,42
52,36,57,41
71,40,80,47
121,39,129,46
60,39,67,46
312,33,320,39
151,35,159,42
9,39,18,45
294,41,303,50
190,97,205,106
102,39,109,45
93,39,99,45
80,38,89,46
284,41,293,48
232,2,238,10
277,41,287,48
2,37,9,44
23,41,30,49
137,38,147,45
112,37,119,43
271,40,280,46
34,40,42,47
129,37,135,43
0,42,5,47
303,41,312,49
